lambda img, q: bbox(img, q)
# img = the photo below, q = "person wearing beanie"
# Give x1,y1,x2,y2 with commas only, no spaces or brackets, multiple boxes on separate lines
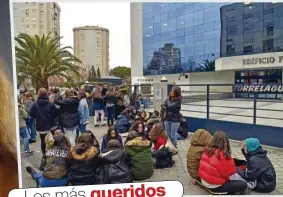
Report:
96,139,132,184
68,133,100,185
236,138,276,193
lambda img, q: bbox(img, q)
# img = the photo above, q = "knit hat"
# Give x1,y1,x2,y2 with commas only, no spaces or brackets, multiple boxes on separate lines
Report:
245,138,260,153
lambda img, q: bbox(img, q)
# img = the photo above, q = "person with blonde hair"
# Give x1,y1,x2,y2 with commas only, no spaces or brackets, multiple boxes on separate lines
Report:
0,70,19,197
26,126,71,187
92,86,105,126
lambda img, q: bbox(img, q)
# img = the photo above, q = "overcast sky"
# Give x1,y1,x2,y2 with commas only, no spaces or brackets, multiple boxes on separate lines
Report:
58,2,131,68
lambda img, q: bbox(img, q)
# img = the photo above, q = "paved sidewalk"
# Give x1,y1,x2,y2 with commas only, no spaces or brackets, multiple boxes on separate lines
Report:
21,123,283,195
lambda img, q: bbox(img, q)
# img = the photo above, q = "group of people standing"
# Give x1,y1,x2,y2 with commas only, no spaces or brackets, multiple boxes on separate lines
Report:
20,83,277,194
22,84,186,187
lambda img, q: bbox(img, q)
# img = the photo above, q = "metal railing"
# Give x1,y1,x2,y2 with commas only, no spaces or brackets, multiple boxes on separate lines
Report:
171,84,283,128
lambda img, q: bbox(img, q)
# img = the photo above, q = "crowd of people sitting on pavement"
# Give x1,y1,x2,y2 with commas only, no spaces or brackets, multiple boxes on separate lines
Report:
20,83,276,194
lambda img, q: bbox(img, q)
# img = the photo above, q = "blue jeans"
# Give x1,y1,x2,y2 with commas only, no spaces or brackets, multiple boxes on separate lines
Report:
20,127,30,152
107,106,115,126
26,118,36,140
164,121,180,147
33,172,69,187
76,123,87,137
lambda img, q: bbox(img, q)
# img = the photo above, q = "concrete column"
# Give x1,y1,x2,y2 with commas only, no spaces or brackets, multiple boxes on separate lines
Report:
153,82,168,112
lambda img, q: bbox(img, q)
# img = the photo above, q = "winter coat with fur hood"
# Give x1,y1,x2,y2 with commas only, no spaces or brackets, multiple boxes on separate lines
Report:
68,145,100,185
125,137,154,180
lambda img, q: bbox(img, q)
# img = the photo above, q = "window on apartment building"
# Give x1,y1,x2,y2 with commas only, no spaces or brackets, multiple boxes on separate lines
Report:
81,49,84,52
80,34,84,40
32,10,36,14
40,3,44,8
21,18,24,22
243,43,253,54
40,25,44,29
40,11,44,15
32,17,36,21
26,9,29,16
226,44,235,55
25,24,29,28
33,24,36,28
263,39,274,52
244,4,254,14
264,25,274,37
32,2,36,6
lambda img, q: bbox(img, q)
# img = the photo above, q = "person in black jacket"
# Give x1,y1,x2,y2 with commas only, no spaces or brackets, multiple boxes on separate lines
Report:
55,89,80,146
30,88,58,154
236,138,276,193
163,85,182,148
68,132,100,185
96,139,132,184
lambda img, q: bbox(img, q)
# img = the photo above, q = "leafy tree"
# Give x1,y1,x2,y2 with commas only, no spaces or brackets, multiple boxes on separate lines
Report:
109,66,131,79
15,33,81,90
87,70,92,81
200,59,215,72
97,67,101,79
91,65,97,81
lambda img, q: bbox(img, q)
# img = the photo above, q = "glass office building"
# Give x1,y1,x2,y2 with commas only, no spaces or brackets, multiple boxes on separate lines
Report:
142,2,283,77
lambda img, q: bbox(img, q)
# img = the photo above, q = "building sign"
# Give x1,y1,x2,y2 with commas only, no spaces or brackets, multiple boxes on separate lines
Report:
233,84,283,94
155,88,162,100
243,56,283,65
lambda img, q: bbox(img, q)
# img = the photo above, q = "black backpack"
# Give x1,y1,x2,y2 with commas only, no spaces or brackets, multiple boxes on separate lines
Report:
155,146,175,169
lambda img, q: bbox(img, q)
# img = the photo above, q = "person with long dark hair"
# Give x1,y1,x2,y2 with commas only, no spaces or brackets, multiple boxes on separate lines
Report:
101,126,123,152
131,121,146,137
92,87,105,126
104,86,116,126
198,131,247,194
163,85,182,148
68,133,100,185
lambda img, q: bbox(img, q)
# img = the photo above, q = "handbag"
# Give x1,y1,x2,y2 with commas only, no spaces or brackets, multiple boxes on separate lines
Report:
165,138,178,155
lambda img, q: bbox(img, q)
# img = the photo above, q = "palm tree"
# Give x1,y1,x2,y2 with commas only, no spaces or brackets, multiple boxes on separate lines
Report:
15,33,82,90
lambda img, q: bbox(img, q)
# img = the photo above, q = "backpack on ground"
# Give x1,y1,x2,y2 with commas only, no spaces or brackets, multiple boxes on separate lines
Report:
108,160,132,183
155,146,175,169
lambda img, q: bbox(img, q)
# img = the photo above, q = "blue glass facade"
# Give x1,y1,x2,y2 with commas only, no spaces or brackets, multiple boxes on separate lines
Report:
142,3,283,76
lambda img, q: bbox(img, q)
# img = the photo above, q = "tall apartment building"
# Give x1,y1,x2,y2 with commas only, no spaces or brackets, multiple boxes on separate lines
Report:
73,26,110,78
13,2,60,38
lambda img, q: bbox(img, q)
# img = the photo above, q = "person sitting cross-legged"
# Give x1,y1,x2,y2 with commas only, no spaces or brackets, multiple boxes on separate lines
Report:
26,128,71,187
68,133,100,186
96,139,132,184
234,138,276,193
101,126,123,153
124,130,154,180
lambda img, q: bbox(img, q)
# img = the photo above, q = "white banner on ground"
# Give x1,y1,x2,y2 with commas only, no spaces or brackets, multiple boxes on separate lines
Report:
9,181,183,197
